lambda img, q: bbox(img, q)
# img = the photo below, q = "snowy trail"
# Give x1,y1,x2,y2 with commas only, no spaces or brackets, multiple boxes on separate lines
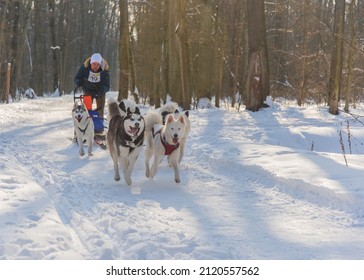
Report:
1,94,364,259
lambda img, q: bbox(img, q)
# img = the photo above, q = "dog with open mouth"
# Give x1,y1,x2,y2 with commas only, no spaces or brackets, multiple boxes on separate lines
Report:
72,100,94,157
107,98,145,186
144,110,186,183
159,101,191,164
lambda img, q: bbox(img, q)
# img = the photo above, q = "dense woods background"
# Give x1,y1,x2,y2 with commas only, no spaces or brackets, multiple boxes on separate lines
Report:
1,0,363,113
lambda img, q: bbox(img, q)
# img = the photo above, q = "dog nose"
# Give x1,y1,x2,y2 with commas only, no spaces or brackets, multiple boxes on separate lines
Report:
173,133,178,138
135,122,139,128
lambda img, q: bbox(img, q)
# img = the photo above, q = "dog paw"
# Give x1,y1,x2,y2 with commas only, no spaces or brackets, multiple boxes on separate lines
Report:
114,176,120,181
125,177,132,186
79,151,85,156
175,178,180,183
88,152,93,156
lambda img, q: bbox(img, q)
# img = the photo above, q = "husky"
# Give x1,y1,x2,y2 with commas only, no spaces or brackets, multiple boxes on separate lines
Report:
72,100,94,157
107,98,145,186
145,111,186,183
159,101,180,124
159,102,191,163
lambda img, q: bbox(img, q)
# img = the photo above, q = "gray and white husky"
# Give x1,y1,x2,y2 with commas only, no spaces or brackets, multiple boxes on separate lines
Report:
159,102,190,164
145,111,187,183
107,98,145,186
72,100,94,157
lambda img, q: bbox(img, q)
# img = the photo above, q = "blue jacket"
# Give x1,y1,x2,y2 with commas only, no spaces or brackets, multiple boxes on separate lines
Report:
74,57,110,96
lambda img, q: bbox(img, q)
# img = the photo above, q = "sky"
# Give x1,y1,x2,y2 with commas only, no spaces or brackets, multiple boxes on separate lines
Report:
1,92,364,266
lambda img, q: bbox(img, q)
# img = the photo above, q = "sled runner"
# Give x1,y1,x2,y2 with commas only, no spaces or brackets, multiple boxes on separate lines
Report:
94,133,107,150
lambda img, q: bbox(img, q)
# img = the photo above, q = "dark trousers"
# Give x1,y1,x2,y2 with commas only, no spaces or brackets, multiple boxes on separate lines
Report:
95,94,105,119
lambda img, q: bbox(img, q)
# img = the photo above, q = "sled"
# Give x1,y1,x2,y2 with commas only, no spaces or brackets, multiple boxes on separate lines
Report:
73,87,107,150
73,87,106,133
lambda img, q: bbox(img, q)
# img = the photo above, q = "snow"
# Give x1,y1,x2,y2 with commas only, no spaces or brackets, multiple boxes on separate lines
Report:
1,92,364,260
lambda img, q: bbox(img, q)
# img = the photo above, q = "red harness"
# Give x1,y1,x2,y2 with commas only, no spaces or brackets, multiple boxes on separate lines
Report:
153,128,179,155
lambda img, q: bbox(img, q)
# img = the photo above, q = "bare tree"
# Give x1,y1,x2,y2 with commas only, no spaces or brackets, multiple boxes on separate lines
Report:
344,0,356,112
174,0,191,110
328,0,345,115
118,0,129,100
245,0,270,112
298,0,310,106
3,0,364,113
48,0,59,92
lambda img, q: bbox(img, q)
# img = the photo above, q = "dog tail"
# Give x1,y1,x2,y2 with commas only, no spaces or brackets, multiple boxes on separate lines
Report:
107,98,121,120
159,101,179,114
144,111,163,133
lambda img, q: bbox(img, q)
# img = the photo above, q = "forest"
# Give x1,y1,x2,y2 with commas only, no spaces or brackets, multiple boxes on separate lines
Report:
0,0,363,114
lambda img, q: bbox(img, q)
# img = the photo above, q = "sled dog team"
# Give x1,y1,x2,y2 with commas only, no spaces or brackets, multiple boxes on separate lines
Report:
72,98,190,185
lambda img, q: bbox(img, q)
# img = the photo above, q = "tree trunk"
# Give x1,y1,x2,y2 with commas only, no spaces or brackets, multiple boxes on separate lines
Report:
0,0,9,101
118,0,129,101
31,0,47,96
168,0,182,105
328,0,345,115
298,0,310,106
213,5,222,108
59,1,71,95
175,0,191,110
245,0,269,112
344,0,356,112
48,0,59,92
9,0,20,100
160,0,169,104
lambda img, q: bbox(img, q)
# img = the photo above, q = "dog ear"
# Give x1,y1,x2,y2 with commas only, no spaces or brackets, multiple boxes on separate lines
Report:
174,109,179,114
161,111,169,124
178,114,185,124
184,111,189,118
134,106,140,115
166,114,174,124
127,107,132,115
119,101,126,113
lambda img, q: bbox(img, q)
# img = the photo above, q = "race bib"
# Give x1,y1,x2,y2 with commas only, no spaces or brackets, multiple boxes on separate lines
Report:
88,71,101,83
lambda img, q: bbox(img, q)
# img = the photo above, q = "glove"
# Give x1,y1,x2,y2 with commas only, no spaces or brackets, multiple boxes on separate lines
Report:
76,79,83,86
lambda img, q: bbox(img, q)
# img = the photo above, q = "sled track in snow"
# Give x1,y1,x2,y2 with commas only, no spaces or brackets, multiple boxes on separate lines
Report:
1,135,121,259
189,110,364,223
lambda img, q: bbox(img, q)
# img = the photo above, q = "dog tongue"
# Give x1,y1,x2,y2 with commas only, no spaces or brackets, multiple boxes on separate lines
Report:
173,138,179,144
129,127,138,135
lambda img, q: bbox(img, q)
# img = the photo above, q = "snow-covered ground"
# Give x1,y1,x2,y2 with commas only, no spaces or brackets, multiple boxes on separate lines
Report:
1,92,364,260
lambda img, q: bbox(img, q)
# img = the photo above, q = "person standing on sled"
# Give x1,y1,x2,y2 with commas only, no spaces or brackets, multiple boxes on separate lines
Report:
74,53,110,123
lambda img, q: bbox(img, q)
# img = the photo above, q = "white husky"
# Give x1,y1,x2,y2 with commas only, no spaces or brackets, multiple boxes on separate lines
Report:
145,111,186,183
159,102,190,163
72,100,94,157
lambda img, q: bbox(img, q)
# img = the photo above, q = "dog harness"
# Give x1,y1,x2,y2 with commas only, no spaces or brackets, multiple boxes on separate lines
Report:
153,128,179,156
120,134,144,154
76,117,92,135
